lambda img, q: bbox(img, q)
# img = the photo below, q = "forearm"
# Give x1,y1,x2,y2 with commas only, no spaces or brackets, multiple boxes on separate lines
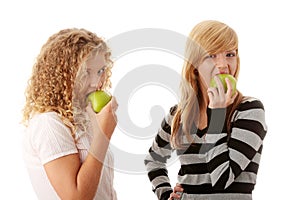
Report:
75,154,104,200
205,100,267,189
75,132,110,199
45,133,110,200
145,115,174,199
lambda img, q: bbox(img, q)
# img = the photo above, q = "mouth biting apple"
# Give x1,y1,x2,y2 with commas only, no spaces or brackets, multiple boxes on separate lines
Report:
87,90,112,113
210,74,237,95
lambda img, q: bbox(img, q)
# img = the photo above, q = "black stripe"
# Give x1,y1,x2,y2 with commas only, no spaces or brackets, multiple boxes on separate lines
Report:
160,189,173,200
225,182,255,193
148,168,169,181
207,149,245,179
230,159,242,177
195,126,208,138
215,135,228,146
233,119,266,140
179,163,209,175
181,183,212,194
207,151,229,173
228,138,257,160
155,134,171,149
169,105,178,115
237,100,264,111
245,162,259,173
161,118,171,134
176,136,228,155
177,143,216,155
214,168,230,189
258,145,263,153
181,182,254,194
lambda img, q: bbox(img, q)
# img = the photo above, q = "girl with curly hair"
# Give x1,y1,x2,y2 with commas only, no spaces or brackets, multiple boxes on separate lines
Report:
144,20,267,200
22,28,118,200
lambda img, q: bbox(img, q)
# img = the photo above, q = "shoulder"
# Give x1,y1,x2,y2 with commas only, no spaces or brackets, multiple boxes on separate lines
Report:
25,112,77,164
237,96,265,111
27,112,72,141
232,96,267,128
30,112,63,124
169,104,178,116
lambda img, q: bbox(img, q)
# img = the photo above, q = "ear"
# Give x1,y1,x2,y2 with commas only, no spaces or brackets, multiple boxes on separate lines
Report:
193,68,199,76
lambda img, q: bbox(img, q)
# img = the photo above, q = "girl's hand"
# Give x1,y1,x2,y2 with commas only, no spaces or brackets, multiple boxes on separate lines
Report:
168,183,183,200
86,96,118,139
207,76,237,109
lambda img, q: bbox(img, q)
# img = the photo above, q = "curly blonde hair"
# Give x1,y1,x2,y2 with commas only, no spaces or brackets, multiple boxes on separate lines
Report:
22,28,113,139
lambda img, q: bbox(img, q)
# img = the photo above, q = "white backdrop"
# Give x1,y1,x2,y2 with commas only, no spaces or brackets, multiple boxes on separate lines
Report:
1,0,299,199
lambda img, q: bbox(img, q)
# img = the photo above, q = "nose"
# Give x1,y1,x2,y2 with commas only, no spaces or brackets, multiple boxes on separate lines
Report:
96,73,106,90
215,54,228,72
90,73,105,90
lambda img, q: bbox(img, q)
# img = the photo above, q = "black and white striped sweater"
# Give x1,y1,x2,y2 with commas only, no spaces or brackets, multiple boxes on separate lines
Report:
144,97,267,200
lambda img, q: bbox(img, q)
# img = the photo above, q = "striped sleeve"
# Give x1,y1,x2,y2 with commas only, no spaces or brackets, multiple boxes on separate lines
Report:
205,98,267,189
144,106,176,200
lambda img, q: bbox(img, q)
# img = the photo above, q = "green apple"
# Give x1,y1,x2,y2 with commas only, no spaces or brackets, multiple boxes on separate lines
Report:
87,90,112,113
210,74,237,95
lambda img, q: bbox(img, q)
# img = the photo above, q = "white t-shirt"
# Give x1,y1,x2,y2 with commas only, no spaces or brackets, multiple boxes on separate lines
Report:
23,112,117,200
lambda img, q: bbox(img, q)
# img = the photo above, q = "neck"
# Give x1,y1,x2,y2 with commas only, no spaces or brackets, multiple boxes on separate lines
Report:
196,108,208,130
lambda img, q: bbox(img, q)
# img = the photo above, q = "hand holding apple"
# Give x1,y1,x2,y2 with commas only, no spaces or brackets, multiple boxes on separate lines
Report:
210,74,237,95
87,90,112,113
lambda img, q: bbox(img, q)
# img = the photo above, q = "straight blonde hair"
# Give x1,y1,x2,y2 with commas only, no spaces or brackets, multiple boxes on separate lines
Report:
171,20,243,148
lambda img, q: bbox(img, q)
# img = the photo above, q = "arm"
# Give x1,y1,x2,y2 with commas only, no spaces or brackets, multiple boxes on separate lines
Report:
43,98,118,200
144,107,176,200
44,152,104,200
205,98,267,189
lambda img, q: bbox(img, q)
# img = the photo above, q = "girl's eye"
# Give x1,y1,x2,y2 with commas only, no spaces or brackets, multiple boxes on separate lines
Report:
97,67,106,76
205,54,216,59
226,52,236,57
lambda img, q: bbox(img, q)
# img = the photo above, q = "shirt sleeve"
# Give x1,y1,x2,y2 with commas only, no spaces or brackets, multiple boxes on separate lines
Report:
205,98,267,189
144,106,176,200
30,113,78,165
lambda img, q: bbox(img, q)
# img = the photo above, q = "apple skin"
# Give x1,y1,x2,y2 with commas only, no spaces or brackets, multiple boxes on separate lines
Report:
210,74,237,95
87,90,112,113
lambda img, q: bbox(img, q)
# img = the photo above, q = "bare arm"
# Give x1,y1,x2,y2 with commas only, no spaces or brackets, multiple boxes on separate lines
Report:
44,97,118,200
44,152,104,200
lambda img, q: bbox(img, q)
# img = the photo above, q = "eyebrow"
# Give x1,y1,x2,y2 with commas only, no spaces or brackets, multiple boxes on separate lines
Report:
87,64,107,70
226,49,237,53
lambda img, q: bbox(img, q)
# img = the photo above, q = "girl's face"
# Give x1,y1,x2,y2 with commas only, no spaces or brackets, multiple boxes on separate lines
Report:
83,52,107,97
197,50,238,88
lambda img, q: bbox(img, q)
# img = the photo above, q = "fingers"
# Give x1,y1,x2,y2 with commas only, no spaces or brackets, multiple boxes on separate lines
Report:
169,192,181,200
168,183,183,200
110,96,119,112
214,75,225,94
101,96,118,113
174,183,184,192
86,96,118,139
208,76,237,108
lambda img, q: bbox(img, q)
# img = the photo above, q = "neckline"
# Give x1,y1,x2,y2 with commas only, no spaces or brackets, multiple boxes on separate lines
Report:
191,123,208,138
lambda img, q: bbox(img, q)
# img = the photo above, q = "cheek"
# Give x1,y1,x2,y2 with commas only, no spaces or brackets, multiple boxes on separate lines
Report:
77,75,90,96
198,62,214,77
230,63,238,74
198,69,212,88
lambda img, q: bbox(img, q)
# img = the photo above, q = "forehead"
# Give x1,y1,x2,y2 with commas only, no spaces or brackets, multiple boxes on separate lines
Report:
86,51,106,69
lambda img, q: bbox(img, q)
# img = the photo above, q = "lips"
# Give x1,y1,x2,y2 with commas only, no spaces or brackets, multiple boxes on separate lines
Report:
218,71,229,74
86,89,98,99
